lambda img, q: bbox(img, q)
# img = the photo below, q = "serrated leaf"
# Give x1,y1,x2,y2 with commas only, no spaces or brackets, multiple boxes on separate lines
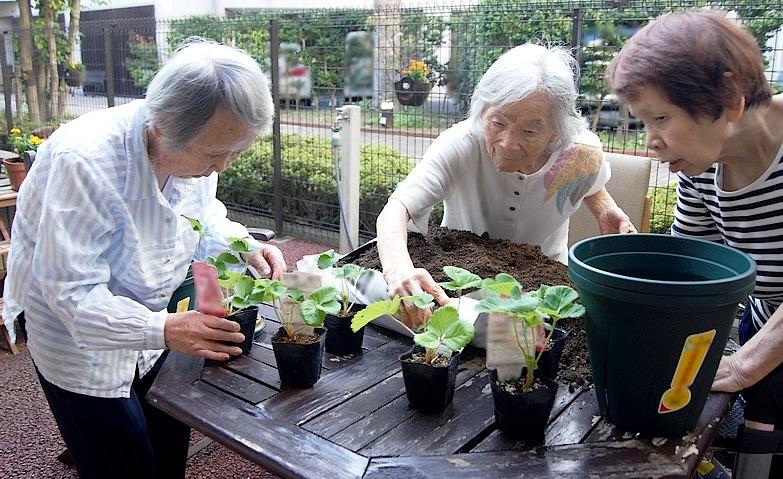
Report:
440,266,482,291
217,252,241,265
308,285,338,305
351,296,402,332
231,296,251,310
403,292,434,309
234,275,255,299
413,306,474,353
286,289,305,303
300,299,326,326
317,249,340,269
227,237,252,253
182,215,203,233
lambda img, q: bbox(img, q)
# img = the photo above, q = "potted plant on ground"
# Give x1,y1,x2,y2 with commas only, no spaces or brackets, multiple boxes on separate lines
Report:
394,59,433,107
351,283,475,412
316,249,372,355
476,279,585,440
5,128,44,190
65,62,86,87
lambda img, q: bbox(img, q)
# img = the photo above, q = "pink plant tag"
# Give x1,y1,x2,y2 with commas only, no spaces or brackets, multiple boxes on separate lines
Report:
192,262,225,317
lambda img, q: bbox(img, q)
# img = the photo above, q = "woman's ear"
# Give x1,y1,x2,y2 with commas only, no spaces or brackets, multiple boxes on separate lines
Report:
723,72,746,123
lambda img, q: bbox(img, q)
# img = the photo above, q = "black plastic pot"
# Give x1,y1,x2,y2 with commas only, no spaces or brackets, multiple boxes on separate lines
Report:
271,327,326,388
490,369,559,441
226,306,258,355
537,328,569,379
325,305,367,355
400,346,460,413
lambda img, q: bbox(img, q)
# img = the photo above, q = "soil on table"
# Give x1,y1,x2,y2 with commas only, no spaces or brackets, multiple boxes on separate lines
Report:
350,226,592,387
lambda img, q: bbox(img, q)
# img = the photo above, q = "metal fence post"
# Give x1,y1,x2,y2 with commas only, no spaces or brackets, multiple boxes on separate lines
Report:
571,7,584,84
270,18,283,236
338,105,360,254
0,33,14,134
104,25,115,108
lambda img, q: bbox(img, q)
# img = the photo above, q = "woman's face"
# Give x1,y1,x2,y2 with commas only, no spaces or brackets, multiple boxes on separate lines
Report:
482,93,557,173
626,84,730,176
151,106,257,179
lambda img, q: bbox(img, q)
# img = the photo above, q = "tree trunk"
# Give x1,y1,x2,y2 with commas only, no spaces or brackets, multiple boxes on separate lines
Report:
68,0,82,64
43,0,60,119
590,98,604,133
16,0,41,124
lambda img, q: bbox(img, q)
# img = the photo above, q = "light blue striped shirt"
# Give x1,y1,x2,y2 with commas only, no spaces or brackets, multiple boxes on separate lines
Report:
3,100,248,398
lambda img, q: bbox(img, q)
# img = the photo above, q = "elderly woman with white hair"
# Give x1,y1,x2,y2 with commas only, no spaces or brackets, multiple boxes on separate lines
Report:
377,44,635,324
1,40,284,477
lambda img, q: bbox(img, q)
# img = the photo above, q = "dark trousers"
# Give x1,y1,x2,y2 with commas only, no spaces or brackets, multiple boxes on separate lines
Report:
35,351,191,479
738,304,783,427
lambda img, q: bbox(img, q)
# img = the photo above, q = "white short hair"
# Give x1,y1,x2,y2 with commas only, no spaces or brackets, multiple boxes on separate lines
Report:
145,38,274,151
468,44,587,151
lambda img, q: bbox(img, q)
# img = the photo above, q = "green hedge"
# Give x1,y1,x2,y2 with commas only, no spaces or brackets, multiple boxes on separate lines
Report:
218,133,414,232
648,181,678,234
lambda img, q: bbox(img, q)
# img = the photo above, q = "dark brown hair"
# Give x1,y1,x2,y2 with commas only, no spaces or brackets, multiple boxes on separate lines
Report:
606,9,772,119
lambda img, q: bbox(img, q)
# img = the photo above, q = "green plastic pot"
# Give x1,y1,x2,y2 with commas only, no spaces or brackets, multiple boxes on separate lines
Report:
568,234,756,436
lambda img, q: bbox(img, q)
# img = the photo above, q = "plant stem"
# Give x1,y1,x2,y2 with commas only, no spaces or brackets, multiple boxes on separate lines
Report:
424,348,436,365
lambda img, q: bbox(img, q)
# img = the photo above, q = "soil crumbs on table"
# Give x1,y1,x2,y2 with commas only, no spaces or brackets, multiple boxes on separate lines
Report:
351,227,592,387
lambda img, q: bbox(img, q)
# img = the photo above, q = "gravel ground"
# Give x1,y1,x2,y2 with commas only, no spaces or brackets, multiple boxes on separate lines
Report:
0,237,331,479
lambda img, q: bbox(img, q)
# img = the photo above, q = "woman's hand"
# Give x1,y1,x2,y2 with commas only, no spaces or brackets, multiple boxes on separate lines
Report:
597,206,637,235
712,354,751,393
244,244,287,279
384,267,450,328
164,310,246,361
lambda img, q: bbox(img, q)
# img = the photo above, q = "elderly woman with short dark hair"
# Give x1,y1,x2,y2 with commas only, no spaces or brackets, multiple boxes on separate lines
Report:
377,43,635,325
607,10,783,476
2,40,285,477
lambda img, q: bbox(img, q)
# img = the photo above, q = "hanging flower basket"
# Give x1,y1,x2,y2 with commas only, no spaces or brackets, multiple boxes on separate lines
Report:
394,76,432,107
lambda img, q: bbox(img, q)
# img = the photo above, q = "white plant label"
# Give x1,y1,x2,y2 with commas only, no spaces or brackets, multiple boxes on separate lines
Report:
486,313,532,381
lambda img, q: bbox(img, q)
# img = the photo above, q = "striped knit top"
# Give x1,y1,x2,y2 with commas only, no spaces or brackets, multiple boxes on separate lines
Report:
672,139,783,330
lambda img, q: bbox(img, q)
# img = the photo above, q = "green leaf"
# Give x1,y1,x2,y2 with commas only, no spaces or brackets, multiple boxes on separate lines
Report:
308,285,338,305
540,285,582,319
317,249,341,269
413,306,474,353
484,282,520,298
439,266,482,291
217,252,241,265
351,296,402,332
286,289,305,303
227,237,252,253
218,271,243,290
231,296,251,310
300,299,326,326
558,302,585,319
402,292,434,309
234,275,255,299
182,215,203,233
476,294,539,316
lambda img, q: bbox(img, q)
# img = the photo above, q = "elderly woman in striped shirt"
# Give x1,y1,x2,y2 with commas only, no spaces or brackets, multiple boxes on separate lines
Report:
2,41,286,477
608,9,783,472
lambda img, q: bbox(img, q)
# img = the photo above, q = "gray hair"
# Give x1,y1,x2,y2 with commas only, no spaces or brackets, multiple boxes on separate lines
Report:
468,44,587,151
145,38,274,151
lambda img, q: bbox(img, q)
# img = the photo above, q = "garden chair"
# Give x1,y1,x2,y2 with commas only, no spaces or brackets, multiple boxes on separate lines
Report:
710,397,783,479
567,152,652,246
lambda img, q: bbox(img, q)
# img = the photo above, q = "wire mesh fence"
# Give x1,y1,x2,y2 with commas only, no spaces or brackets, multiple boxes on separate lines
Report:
1,0,781,244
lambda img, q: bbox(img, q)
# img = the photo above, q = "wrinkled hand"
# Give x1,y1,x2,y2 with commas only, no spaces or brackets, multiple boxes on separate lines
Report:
597,207,637,235
164,310,246,361
384,267,450,328
245,244,287,279
712,354,752,393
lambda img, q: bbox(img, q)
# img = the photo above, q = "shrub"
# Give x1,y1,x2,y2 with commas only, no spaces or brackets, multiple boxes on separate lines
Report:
648,181,678,234
217,134,415,233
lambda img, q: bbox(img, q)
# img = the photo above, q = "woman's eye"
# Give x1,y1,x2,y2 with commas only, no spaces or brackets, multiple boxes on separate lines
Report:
654,116,667,122
492,120,504,128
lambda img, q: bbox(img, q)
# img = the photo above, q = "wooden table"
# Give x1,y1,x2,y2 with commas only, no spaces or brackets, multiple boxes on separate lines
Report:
148,304,734,479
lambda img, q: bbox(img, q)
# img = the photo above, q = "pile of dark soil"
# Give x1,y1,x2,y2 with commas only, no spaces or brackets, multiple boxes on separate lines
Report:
349,227,592,387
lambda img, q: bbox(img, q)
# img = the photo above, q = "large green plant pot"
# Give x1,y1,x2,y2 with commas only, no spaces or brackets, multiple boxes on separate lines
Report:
568,234,756,436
